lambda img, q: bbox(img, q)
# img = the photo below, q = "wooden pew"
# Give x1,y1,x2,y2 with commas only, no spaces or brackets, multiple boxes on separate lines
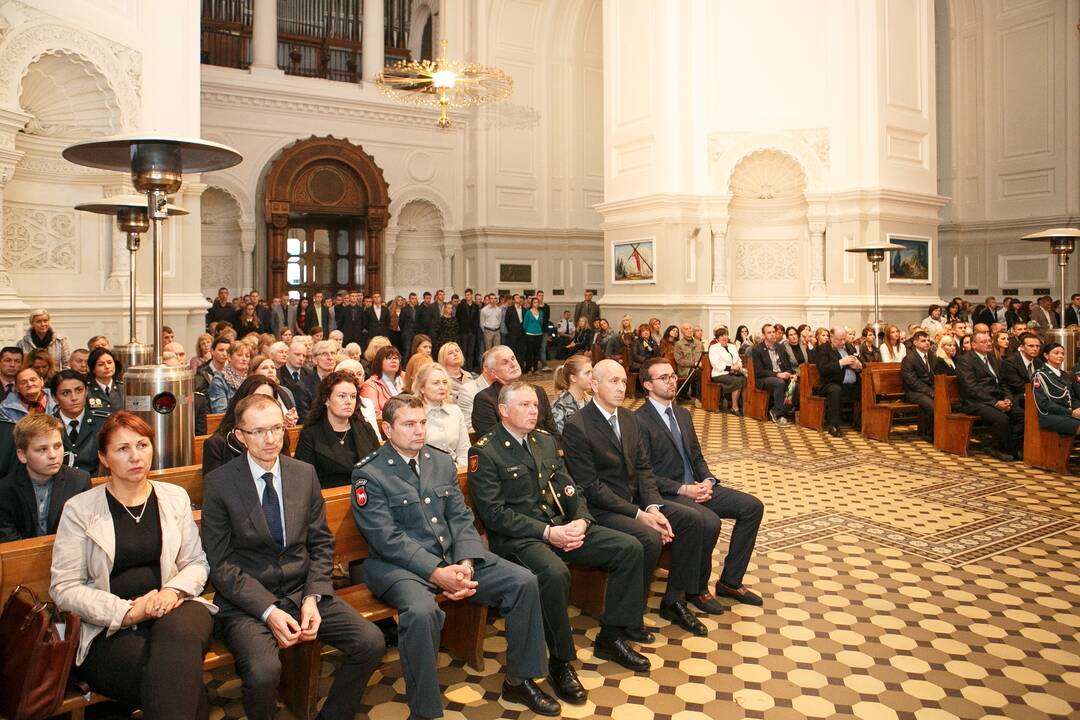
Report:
1023,385,1075,474
621,348,638,400
933,374,977,456
205,413,224,435
796,363,825,431
743,354,770,421
699,352,721,412
861,363,923,442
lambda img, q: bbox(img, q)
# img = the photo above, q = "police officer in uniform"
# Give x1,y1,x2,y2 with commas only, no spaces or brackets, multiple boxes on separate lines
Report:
51,370,108,476
1032,341,1080,436
85,347,124,413
469,382,650,702
351,394,559,720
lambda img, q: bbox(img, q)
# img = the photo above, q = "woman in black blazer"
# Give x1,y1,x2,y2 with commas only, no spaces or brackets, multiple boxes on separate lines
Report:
202,376,293,476
295,371,380,489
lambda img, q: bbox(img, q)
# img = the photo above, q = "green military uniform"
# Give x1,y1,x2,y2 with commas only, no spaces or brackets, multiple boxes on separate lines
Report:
351,443,548,719
55,408,110,476
468,423,646,662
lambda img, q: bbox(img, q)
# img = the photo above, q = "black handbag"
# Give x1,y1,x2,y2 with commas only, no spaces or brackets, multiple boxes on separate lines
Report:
0,585,81,720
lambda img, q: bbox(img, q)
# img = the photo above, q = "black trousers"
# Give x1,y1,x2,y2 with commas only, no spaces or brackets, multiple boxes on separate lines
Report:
905,391,934,433
524,334,543,372
505,525,645,662
458,332,478,371
818,381,860,428
593,501,704,602
80,601,213,720
670,486,764,589
757,376,789,417
962,401,1024,455
218,595,385,720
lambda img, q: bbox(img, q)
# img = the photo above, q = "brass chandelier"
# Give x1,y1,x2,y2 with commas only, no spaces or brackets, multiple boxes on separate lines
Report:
375,40,512,128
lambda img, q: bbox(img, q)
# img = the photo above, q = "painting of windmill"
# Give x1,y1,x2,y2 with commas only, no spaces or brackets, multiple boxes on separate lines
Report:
613,239,656,283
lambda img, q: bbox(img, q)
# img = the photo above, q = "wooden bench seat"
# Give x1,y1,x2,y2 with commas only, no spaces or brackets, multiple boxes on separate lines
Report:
797,363,825,431
743,355,770,421
933,374,978,456
699,353,721,412
1023,385,1075,474
861,362,924,443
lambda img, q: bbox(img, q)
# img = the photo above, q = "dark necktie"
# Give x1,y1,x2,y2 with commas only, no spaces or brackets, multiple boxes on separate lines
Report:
608,414,621,440
292,370,299,382
68,420,79,444
521,437,531,456
260,472,284,546
665,407,695,484
408,458,419,478
983,354,997,379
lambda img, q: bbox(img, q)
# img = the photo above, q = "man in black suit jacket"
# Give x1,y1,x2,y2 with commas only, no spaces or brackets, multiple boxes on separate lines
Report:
900,331,936,437
973,297,998,327
471,345,559,438
201,395,384,720
811,327,863,437
636,358,764,608
999,332,1044,408
1064,293,1080,328
562,359,709,637
0,414,89,541
335,292,362,346
399,294,418,358
416,292,438,338
456,289,481,371
956,331,1024,461
750,325,797,425
277,340,313,420
504,295,527,364
363,291,390,340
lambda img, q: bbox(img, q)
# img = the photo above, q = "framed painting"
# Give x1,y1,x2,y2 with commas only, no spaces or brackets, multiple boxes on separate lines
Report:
498,262,533,284
886,234,932,284
612,239,656,284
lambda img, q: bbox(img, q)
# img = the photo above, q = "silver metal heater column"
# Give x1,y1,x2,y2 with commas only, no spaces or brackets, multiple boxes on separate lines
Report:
1023,228,1080,370
64,136,242,470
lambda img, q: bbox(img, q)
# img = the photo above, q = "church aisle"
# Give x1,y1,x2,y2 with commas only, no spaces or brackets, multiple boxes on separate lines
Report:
205,393,1079,720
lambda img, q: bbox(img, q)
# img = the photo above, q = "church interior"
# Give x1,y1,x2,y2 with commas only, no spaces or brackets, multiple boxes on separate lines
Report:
0,1,1077,719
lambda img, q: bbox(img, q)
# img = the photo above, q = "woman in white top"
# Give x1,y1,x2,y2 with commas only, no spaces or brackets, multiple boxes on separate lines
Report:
921,303,946,337
415,362,471,469
333,358,382,440
707,327,747,415
878,324,908,363
437,341,474,404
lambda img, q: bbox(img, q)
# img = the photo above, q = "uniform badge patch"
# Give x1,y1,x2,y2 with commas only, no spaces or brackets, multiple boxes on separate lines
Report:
469,454,478,473
564,485,575,497
354,485,368,507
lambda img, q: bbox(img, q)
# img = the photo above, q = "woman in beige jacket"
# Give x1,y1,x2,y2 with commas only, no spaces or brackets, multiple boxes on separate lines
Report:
50,412,215,720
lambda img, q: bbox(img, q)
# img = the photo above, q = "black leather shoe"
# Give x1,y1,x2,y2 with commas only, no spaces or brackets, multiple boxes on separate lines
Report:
827,425,842,437
594,636,651,672
686,592,726,615
659,600,707,636
502,679,560,716
623,626,655,644
549,661,587,705
715,582,764,606
988,448,1014,463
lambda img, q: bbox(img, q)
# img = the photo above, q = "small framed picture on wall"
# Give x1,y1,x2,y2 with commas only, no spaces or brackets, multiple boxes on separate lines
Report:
886,234,932,284
612,239,656,284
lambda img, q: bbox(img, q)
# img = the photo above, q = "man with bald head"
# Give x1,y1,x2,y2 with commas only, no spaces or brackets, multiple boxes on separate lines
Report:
562,359,709,637
810,326,862,437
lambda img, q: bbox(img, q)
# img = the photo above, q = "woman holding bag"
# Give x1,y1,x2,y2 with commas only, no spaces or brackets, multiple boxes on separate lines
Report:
50,411,214,720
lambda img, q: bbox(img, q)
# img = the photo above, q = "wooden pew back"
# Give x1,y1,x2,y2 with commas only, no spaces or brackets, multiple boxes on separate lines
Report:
93,464,204,507
797,362,825,430
744,353,769,420
205,413,224,435
1023,384,1074,474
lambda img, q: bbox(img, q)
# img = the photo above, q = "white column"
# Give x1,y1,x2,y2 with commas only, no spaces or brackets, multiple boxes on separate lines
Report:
251,0,279,71
709,221,728,295
383,227,399,297
362,0,385,82
103,183,134,291
808,220,826,296
239,220,256,294
0,109,29,301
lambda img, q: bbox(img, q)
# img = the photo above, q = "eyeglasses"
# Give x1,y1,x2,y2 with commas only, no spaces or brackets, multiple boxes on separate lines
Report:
650,373,678,383
236,424,285,438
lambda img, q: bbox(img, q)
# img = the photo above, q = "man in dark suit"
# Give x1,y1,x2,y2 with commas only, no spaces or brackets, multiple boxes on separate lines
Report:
470,345,559,438
206,286,238,329
51,370,108,476
636,358,764,608
811,326,863,438
999,332,1043,408
503,295,526,364
562,359,709,637
456,288,481,371
352,395,559,718
973,297,998,327
1065,293,1080,328
900,331,935,438
201,394,385,720
277,340,313,420
469,382,650,691
416,291,438,338
399,293,418,358
363,291,390,341
956,331,1024,461
335,291,362,347
304,291,329,333
750,325,797,426
249,290,272,330
0,413,90,541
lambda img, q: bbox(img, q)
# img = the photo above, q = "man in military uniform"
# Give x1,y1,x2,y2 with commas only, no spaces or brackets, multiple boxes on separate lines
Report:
469,382,650,701
351,394,560,720
50,370,108,476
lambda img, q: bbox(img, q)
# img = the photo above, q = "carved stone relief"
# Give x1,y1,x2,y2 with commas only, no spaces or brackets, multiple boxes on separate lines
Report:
2,203,77,271
394,259,438,289
201,254,237,296
734,240,799,282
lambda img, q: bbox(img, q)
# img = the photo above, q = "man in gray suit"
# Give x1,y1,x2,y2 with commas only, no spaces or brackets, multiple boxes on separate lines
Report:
351,394,559,719
201,393,384,720
572,289,600,327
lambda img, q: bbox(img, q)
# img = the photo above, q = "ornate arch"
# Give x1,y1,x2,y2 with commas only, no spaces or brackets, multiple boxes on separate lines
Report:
710,131,828,195
0,21,139,129
388,185,454,229
262,135,390,298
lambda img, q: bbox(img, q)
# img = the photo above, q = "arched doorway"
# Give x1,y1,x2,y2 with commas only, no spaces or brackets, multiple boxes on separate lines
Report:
263,136,390,299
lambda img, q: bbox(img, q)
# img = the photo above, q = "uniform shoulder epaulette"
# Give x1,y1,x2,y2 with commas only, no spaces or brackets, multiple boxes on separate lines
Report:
89,409,111,420
475,430,496,448
356,451,379,467
425,443,449,454
534,427,550,435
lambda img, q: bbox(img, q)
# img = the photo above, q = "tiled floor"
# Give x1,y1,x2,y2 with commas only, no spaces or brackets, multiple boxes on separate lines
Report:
208,392,1080,719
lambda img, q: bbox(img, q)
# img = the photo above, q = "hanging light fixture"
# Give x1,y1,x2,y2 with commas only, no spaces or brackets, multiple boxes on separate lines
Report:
375,40,512,128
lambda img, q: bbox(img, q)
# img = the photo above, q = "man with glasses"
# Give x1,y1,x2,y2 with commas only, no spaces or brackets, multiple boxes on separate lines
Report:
201,393,385,720
635,357,764,608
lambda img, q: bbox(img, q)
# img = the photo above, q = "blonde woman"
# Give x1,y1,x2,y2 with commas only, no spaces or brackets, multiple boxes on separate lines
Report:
190,333,213,371
551,355,592,435
414,362,471,469
363,335,392,375
402,352,432,393
437,341,474,403
934,335,958,376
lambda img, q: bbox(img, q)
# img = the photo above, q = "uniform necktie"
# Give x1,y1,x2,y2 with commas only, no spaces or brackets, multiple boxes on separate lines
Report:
665,407,696,484
608,413,621,440
408,458,419,478
68,419,78,444
521,437,531,456
260,472,284,546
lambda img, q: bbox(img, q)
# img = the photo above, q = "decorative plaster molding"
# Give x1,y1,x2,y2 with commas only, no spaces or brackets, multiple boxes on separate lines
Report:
200,255,237,293
395,258,438,289
3,202,77,271
734,240,799,282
